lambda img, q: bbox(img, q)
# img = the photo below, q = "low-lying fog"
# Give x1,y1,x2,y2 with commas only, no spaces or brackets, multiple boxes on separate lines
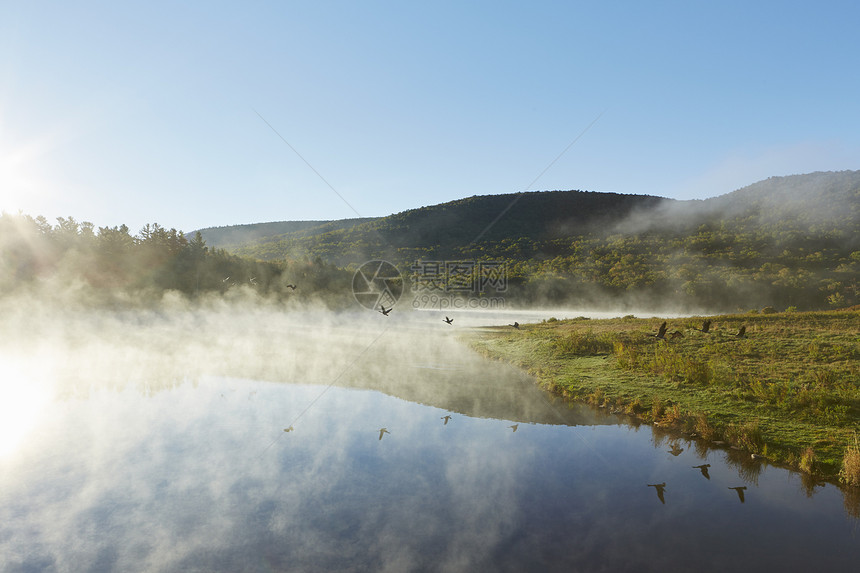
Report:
2,296,858,572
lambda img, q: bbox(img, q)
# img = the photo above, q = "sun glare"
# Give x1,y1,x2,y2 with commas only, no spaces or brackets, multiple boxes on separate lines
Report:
0,358,52,458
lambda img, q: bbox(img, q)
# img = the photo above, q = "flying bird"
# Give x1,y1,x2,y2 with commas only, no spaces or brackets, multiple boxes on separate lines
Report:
444,316,454,325
285,284,297,290
378,428,390,440
441,415,452,425
648,482,667,504
692,464,711,479
669,330,684,340
735,326,746,338
508,424,519,432
654,321,668,340
694,320,712,333
510,321,520,329
379,305,392,316
283,426,294,433
729,486,747,503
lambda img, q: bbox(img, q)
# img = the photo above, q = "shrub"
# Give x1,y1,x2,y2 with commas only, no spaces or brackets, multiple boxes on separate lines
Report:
613,341,639,368
725,419,764,453
799,447,816,474
840,435,860,487
552,330,614,356
693,413,719,441
651,396,665,420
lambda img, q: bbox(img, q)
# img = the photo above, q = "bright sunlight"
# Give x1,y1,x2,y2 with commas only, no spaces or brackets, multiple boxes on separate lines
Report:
0,358,52,457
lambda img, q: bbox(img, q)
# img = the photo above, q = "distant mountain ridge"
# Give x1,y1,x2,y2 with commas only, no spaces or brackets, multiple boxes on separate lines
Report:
198,170,859,267
199,190,674,264
196,217,377,249
186,170,860,310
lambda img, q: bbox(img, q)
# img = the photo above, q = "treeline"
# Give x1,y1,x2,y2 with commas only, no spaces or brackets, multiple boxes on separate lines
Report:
222,172,860,311
0,213,353,306
4,172,858,312
461,226,859,311
228,213,858,312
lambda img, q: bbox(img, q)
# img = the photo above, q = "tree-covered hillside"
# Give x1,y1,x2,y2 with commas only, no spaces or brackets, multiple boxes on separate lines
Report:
226,190,669,263
3,171,857,312
221,171,860,311
196,217,377,249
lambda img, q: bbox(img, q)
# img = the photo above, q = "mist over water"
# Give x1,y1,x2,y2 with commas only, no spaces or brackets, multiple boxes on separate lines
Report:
1,298,859,572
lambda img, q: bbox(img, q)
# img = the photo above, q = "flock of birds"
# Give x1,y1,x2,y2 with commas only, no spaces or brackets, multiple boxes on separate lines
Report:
281,413,521,442
375,304,454,327
501,315,753,505
648,455,751,505
295,304,753,506
372,418,520,440
279,408,751,505
653,319,746,340
647,481,748,505
376,305,744,341
276,382,750,504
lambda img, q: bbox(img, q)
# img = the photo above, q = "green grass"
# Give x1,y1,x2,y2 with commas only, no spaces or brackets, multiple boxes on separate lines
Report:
468,310,860,481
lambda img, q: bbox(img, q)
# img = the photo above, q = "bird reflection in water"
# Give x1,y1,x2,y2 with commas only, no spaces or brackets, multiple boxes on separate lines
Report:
729,486,748,503
648,482,667,504
668,443,684,456
692,464,711,479
378,428,390,440
441,415,452,425
509,424,519,432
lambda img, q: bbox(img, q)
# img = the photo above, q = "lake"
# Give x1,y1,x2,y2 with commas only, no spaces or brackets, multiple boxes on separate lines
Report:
1,306,858,572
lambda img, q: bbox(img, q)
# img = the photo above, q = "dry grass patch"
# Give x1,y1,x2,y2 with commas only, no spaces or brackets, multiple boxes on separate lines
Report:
839,435,860,487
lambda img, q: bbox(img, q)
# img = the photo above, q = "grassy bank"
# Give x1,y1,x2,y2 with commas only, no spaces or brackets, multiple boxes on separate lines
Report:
468,310,860,482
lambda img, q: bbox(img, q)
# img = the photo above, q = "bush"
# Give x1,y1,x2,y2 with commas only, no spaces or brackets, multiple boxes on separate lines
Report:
552,330,614,356
840,436,860,487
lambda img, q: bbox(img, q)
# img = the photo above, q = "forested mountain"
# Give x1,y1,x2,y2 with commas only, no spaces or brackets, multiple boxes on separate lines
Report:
2,171,857,311
196,218,376,249
211,170,860,311
220,190,670,264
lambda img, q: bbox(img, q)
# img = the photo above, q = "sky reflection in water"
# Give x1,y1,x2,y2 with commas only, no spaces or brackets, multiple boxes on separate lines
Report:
1,310,859,572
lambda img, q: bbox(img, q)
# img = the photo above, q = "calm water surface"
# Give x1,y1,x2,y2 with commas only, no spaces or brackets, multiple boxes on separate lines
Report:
1,308,858,572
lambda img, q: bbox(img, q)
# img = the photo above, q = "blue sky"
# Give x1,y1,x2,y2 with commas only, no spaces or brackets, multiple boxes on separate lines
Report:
1,1,858,234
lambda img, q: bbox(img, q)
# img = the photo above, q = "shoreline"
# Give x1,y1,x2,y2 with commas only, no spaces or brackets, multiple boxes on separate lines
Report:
465,309,860,484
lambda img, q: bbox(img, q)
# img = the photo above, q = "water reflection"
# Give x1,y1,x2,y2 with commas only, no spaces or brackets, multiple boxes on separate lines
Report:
1,307,860,572
729,486,748,503
648,482,668,504
3,373,859,572
693,464,712,480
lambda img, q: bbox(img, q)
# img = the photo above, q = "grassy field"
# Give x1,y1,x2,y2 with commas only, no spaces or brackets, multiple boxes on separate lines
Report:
467,310,860,483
